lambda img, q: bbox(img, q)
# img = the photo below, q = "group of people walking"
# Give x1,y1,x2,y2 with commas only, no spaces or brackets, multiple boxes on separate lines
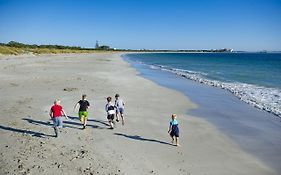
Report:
49,94,180,146
105,94,125,129
49,94,125,137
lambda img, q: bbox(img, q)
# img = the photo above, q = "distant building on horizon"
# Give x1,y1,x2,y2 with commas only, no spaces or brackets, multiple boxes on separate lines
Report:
95,40,99,49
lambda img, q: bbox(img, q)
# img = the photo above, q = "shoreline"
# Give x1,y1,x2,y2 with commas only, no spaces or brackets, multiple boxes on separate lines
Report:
0,53,279,175
123,53,281,173
124,53,281,119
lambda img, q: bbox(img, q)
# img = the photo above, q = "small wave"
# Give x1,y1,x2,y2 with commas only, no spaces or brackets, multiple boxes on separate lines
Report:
169,67,208,76
150,64,281,118
150,64,207,76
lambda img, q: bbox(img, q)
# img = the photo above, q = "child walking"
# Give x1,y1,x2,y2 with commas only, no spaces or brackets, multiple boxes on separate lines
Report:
49,99,68,137
115,94,125,125
168,114,180,146
74,94,90,129
105,97,115,129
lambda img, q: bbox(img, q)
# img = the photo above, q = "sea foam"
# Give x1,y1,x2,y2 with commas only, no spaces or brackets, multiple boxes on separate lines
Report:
149,64,281,118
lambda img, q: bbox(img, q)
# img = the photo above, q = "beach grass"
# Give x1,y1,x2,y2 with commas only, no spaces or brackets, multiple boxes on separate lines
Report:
0,45,111,55
0,46,25,55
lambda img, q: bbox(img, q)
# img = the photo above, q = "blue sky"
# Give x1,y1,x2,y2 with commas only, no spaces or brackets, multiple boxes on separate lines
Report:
0,0,280,51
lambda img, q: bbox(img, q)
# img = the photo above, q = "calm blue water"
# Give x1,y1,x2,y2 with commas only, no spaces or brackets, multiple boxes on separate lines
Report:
125,53,281,117
127,53,281,88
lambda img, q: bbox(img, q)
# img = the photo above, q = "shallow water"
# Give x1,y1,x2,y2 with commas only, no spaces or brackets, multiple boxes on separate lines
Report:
124,54,281,173
126,53,281,118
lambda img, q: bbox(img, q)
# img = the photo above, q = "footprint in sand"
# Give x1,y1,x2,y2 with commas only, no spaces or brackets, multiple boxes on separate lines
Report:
10,82,19,87
63,87,78,92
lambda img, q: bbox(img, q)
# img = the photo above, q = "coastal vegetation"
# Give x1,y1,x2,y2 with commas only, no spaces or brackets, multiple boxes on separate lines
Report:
0,41,234,55
0,41,114,55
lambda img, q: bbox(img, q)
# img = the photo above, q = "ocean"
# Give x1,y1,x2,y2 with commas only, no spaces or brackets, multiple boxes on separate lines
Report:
124,53,281,118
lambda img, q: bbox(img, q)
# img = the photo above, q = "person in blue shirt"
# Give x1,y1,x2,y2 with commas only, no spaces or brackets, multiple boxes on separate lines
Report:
168,114,180,146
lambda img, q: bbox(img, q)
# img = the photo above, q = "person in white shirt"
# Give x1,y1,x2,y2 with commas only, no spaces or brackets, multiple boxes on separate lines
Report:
115,94,125,125
105,97,116,129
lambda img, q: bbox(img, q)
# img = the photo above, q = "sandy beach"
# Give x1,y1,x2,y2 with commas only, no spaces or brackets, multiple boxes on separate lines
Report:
0,53,278,175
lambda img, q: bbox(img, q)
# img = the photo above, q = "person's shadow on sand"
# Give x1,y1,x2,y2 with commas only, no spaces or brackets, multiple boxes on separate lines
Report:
21,116,110,137
114,133,174,146
88,119,110,127
64,116,109,129
23,117,82,130
22,118,53,127
23,116,108,130
68,116,110,126
0,124,53,138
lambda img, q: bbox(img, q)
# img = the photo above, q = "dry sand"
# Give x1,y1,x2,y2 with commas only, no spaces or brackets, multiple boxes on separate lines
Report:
0,53,278,175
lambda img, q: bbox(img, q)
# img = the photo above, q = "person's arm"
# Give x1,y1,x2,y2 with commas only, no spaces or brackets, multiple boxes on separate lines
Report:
168,123,172,133
49,109,53,119
61,109,68,119
114,101,117,109
87,101,90,109
74,102,79,112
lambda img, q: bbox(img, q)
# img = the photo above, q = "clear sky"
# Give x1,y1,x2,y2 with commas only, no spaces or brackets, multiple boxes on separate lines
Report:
0,0,280,51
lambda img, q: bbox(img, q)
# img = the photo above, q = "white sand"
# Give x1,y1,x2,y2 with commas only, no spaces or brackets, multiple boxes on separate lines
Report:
0,53,278,175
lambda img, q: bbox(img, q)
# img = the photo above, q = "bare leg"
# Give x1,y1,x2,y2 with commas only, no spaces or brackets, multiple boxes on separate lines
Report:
121,114,124,125
175,137,180,146
83,118,87,129
54,127,58,137
170,135,174,144
109,119,114,129
81,116,86,129
116,112,120,122
111,121,114,128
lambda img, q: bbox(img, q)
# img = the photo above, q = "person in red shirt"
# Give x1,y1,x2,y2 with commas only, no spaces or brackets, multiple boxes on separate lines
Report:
49,99,68,137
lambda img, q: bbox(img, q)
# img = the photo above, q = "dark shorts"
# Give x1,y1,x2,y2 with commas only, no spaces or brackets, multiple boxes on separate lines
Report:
170,130,179,137
170,125,179,137
107,114,114,120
